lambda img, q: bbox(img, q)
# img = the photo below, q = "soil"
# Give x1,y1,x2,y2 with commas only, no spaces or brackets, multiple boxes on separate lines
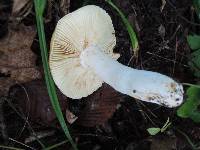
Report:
0,0,200,150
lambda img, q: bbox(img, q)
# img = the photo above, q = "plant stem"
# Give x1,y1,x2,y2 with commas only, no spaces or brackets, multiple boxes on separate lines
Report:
183,83,200,88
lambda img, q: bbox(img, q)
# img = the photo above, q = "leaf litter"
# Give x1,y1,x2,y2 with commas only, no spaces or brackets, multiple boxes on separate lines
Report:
1,0,200,149
0,23,41,96
0,0,122,128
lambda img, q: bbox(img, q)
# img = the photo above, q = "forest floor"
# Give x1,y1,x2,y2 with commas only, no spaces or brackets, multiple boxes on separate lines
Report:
0,0,200,150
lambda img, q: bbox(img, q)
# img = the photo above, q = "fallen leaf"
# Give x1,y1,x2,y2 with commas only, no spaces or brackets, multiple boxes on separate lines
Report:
9,81,122,127
9,80,68,124
11,68,41,82
65,109,78,124
0,23,41,96
76,84,122,127
12,0,32,18
59,0,70,15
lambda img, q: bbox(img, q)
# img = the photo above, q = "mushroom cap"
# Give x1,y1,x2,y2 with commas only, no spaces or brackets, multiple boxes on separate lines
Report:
49,5,118,99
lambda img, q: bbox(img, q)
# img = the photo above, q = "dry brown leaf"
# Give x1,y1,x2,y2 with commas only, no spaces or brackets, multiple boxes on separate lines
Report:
9,80,68,124
66,109,78,124
0,24,35,52
0,24,41,96
76,84,122,127
45,0,70,23
12,0,32,18
9,81,122,127
59,0,70,15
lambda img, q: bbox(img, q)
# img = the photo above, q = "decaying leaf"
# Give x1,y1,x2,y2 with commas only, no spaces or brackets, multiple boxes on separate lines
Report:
76,84,122,127
9,80,68,124
45,0,71,23
11,0,32,18
0,23,41,96
66,109,78,124
59,0,70,15
9,80,122,127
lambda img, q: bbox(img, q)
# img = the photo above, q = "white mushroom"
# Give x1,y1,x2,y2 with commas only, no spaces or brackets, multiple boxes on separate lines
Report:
49,5,184,108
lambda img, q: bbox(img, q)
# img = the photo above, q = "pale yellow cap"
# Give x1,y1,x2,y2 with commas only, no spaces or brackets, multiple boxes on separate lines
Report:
49,5,118,99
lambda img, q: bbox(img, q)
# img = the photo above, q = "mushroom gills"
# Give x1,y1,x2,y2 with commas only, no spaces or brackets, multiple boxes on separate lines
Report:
80,45,183,108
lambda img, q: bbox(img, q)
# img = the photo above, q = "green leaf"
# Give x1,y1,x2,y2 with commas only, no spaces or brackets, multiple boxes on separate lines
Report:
147,128,161,135
190,110,200,123
187,35,200,50
177,87,200,122
189,49,200,77
187,35,200,77
177,1,200,124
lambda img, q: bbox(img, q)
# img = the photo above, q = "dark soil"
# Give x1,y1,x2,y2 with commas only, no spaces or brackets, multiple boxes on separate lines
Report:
0,0,200,150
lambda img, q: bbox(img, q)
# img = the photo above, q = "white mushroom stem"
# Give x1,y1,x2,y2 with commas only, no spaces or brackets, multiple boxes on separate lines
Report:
80,45,183,108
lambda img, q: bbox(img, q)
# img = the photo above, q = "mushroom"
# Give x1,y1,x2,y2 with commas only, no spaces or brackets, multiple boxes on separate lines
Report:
49,5,183,108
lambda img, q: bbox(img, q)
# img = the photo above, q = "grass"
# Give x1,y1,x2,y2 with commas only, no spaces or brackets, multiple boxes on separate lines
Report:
106,0,139,57
33,0,78,150
0,145,24,150
43,140,68,150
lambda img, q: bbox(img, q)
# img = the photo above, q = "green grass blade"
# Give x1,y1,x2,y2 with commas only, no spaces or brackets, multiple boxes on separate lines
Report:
43,140,68,150
106,0,139,57
33,0,78,150
0,145,24,150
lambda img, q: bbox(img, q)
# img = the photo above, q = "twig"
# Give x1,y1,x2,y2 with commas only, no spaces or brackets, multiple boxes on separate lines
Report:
8,137,35,150
5,98,46,148
25,131,55,144
146,51,189,68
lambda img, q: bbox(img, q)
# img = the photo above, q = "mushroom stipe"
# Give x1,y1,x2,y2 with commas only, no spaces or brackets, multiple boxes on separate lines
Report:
49,5,184,108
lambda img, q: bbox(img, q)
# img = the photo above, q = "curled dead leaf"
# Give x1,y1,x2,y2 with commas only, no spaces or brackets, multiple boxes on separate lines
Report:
66,109,78,124
76,84,122,127
9,80,68,124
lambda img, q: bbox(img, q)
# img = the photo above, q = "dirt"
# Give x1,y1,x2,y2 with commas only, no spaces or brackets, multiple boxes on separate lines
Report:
0,0,200,150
